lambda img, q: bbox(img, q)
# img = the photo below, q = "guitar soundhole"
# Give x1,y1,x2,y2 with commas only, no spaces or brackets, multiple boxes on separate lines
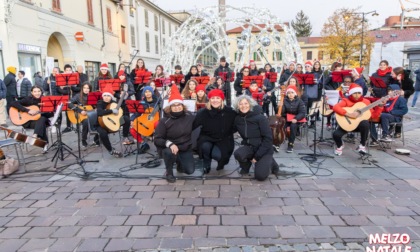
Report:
107,118,116,125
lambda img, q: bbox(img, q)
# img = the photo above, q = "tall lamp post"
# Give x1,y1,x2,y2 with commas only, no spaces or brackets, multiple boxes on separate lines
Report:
345,11,379,67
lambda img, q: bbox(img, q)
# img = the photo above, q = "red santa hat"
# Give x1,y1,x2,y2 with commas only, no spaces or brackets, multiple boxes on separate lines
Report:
249,60,255,64
167,84,183,106
196,84,207,93
286,85,298,96
100,63,109,71
305,61,313,68
352,67,364,77
101,85,115,100
208,89,225,100
348,83,363,95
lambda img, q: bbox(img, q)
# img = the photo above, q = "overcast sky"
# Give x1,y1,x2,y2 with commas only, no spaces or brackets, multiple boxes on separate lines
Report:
151,0,420,35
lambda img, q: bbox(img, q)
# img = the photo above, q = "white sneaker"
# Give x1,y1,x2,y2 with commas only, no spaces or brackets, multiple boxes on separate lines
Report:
43,145,48,154
334,145,344,156
357,145,367,155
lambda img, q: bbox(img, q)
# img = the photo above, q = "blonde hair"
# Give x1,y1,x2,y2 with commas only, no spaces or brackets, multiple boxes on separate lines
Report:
205,100,225,110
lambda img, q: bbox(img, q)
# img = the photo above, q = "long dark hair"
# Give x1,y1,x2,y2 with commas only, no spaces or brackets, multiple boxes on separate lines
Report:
135,59,146,70
80,82,92,105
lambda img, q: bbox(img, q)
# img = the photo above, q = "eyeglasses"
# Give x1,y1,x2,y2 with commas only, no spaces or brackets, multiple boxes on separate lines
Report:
243,70,249,72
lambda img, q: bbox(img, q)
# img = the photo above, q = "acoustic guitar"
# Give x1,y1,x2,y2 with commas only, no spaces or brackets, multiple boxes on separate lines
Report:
0,126,47,148
335,91,399,132
133,107,160,137
67,105,93,124
9,105,41,125
98,84,128,132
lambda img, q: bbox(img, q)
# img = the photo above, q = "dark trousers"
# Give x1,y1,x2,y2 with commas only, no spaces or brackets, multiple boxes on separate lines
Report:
162,148,195,175
380,113,401,137
6,96,15,115
81,119,89,141
333,120,369,148
23,115,50,142
285,122,299,144
65,112,71,128
134,85,143,100
96,115,130,151
234,145,272,181
262,94,277,116
201,141,222,169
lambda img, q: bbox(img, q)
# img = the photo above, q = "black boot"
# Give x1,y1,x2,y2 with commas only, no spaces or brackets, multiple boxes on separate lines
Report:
203,159,211,174
216,161,224,171
238,161,251,175
271,158,280,176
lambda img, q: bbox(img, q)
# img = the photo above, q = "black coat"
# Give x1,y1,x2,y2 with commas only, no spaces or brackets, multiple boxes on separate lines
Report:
154,111,195,153
279,69,293,85
415,69,420,92
234,108,273,161
11,96,41,112
4,73,17,97
281,96,306,121
193,106,236,165
71,72,89,94
371,71,393,98
18,78,32,98
43,75,58,95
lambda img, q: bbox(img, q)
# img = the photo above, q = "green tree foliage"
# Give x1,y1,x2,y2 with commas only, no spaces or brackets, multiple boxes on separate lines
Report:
291,10,313,37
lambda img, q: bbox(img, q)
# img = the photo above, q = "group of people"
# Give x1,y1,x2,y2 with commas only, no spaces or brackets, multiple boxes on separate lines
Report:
0,55,417,182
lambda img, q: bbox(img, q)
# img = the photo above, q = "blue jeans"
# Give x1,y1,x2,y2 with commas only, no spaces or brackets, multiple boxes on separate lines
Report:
412,91,420,107
380,113,401,137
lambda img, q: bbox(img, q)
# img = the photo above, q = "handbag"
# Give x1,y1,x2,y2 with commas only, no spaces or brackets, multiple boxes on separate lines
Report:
0,157,19,177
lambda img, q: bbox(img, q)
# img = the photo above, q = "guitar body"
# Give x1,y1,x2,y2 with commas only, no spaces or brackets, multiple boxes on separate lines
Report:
320,97,334,116
335,102,372,132
269,115,286,146
98,103,123,132
67,105,93,124
9,106,41,125
133,108,160,136
0,126,47,149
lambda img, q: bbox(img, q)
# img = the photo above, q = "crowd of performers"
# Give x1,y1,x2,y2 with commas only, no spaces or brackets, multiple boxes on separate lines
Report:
2,55,414,182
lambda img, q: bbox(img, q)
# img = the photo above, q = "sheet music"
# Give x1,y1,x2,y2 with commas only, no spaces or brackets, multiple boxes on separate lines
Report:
325,90,340,106
49,102,63,126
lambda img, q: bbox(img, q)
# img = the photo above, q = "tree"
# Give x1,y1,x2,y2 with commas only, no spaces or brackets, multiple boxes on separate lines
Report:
291,10,312,37
320,8,375,68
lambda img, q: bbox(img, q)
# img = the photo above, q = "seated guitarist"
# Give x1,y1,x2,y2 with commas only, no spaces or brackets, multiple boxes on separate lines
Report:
332,83,378,156
68,82,92,148
10,86,52,153
95,86,127,158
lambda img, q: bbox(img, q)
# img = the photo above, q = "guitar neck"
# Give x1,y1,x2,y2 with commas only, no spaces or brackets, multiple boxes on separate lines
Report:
358,96,389,114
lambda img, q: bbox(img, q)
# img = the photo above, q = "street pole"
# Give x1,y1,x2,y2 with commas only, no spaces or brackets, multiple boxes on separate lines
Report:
360,13,364,67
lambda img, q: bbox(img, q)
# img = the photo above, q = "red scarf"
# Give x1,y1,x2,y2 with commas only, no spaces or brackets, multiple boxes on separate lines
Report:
384,97,398,113
377,67,392,77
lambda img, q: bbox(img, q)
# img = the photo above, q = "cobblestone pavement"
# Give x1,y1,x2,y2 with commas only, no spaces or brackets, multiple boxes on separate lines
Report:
0,106,419,251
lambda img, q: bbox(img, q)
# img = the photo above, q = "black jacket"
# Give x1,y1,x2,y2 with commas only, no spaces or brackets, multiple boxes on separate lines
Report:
234,108,273,161
214,63,233,81
371,71,393,98
249,68,259,76
96,100,114,117
43,74,57,95
71,72,89,94
193,106,236,165
154,111,195,153
281,96,306,121
279,69,293,85
233,75,245,96
18,78,32,98
11,96,41,112
69,92,89,114
4,73,17,97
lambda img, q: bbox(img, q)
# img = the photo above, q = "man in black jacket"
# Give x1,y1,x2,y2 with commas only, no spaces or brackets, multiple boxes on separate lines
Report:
4,66,17,115
214,56,233,106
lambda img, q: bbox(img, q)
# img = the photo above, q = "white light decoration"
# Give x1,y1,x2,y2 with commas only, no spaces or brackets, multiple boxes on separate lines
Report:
162,5,302,74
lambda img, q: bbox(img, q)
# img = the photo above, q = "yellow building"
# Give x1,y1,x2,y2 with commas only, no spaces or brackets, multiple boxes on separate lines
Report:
297,37,332,67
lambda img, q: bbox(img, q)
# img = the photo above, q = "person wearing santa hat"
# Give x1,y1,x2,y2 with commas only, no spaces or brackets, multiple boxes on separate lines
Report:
94,63,112,92
195,84,208,109
281,85,306,153
154,84,196,183
332,83,379,156
279,61,296,85
95,85,125,158
351,67,368,95
233,94,280,180
193,88,236,173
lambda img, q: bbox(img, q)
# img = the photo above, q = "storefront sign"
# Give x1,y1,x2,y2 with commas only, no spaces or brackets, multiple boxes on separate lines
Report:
17,43,41,54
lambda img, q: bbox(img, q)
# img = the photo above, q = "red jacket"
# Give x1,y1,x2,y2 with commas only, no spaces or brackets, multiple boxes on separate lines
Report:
333,97,381,119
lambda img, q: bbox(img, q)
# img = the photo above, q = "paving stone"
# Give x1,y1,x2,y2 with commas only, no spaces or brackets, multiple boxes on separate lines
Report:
302,226,336,238
103,238,134,251
327,205,358,215
193,206,214,215
22,227,57,238
148,215,174,225
26,216,59,227
222,215,260,225
293,244,309,252
353,205,391,215
303,205,331,215
173,215,197,225
198,215,220,225
128,226,158,238
246,206,282,215
4,217,33,227
17,238,56,251
183,226,208,238
246,226,278,238
183,198,203,206
278,226,305,239
163,198,184,206
131,238,161,250
194,238,227,247
165,206,193,214
76,226,106,238
52,216,82,226
49,237,82,251
333,227,366,239
318,215,346,226
157,226,183,238
101,226,131,238
261,215,295,225
160,238,193,249
103,216,128,226
342,216,372,226
153,191,180,198
204,198,239,206
293,215,320,225
216,206,245,215
208,226,245,238
226,238,259,246
282,205,305,215
51,226,81,238
367,216,395,226
0,239,27,251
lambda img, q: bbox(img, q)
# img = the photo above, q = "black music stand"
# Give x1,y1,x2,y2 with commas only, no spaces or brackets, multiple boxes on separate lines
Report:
56,73,80,131
126,100,146,162
311,89,335,147
299,100,334,159
41,96,78,168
